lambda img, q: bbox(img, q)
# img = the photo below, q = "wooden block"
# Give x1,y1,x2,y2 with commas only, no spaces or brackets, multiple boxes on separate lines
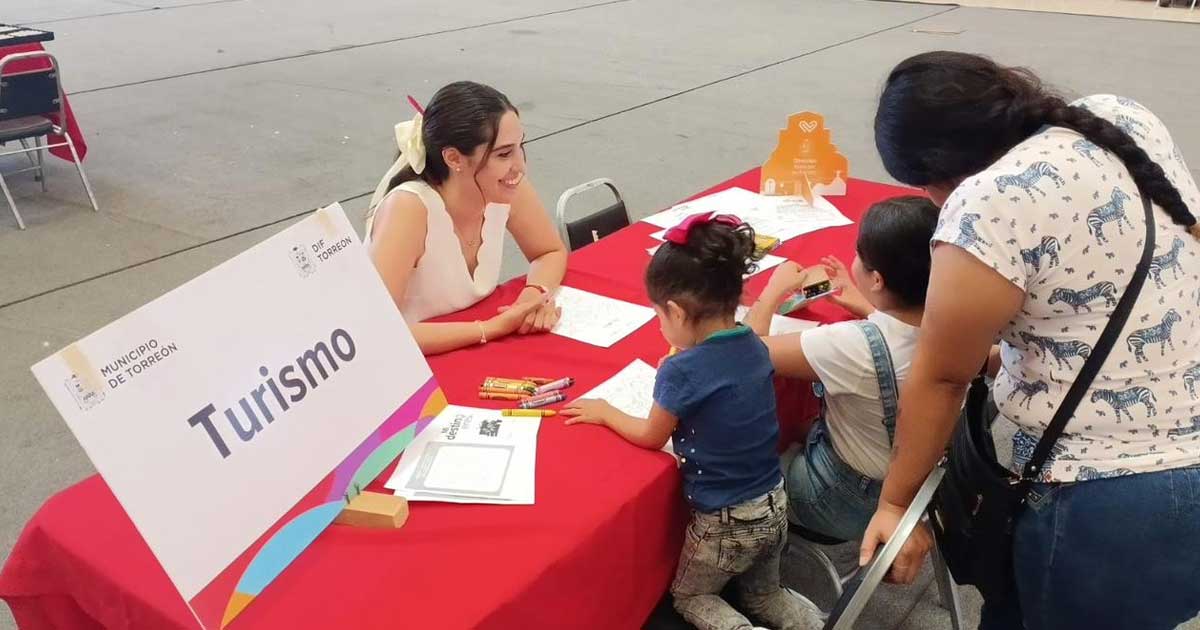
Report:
335,492,409,529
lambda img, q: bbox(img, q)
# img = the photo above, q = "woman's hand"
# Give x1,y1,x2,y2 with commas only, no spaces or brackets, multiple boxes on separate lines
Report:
858,499,934,584
502,288,561,335
487,299,546,340
821,255,873,317
561,399,620,426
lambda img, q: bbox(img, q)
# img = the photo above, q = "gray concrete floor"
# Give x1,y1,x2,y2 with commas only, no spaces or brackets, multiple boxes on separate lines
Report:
1,1,1198,628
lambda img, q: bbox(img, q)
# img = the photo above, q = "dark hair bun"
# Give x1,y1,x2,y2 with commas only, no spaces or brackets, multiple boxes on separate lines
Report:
645,219,760,321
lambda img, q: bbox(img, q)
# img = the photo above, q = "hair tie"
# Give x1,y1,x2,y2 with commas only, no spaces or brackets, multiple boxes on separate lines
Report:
663,212,742,245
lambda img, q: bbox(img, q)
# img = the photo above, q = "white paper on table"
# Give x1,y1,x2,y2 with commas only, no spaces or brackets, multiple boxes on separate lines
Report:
642,187,762,229
642,189,852,245
385,405,540,505
579,360,673,454
735,305,820,336
647,244,661,256
748,254,785,277
749,195,854,241
552,286,656,348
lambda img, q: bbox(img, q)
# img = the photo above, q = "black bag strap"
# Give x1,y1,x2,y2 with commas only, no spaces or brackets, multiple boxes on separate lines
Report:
1019,192,1156,485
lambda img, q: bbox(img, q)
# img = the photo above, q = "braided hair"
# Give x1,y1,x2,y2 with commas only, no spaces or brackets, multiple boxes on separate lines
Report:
874,51,1197,235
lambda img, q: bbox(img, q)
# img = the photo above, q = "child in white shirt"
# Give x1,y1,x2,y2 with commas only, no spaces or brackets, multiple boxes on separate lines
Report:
745,195,938,541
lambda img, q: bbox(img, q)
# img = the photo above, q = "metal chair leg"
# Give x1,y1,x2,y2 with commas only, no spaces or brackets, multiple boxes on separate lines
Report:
37,135,46,191
18,138,38,171
931,543,964,630
824,468,945,630
788,535,847,599
63,134,97,211
0,171,27,230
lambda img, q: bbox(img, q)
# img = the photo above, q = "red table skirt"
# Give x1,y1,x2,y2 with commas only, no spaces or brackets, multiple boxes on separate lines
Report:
0,42,88,163
0,170,914,629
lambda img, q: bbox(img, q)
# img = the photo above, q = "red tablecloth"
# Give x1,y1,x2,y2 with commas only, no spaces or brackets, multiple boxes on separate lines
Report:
0,170,913,630
0,42,88,163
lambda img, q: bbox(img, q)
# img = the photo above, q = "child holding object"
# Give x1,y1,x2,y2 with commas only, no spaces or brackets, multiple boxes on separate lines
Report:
563,213,822,630
743,195,939,542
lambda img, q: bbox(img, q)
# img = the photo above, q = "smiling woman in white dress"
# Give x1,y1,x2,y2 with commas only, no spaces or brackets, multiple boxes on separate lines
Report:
366,82,567,355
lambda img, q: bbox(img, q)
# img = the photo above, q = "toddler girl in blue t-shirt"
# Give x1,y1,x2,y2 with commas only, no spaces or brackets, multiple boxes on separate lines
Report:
564,213,821,630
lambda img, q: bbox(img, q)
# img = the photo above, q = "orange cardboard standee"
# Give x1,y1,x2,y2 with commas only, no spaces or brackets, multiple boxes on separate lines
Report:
761,112,849,202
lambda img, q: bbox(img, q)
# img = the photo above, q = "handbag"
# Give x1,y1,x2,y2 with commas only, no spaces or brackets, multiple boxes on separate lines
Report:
928,192,1156,602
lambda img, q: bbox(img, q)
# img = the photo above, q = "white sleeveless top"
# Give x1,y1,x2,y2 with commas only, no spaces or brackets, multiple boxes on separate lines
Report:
365,180,509,323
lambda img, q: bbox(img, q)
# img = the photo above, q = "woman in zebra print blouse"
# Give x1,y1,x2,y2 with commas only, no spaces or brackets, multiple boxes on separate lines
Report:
858,52,1200,629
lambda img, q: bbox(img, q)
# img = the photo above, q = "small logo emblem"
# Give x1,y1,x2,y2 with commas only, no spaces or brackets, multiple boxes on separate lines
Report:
64,373,104,411
290,245,316,277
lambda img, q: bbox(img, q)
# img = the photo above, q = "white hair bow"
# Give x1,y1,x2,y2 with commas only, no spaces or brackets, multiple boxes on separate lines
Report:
368,113,426,211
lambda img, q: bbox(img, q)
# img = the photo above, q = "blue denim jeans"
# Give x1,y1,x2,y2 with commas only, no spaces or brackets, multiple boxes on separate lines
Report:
980,466,1200,630
783,421,881,542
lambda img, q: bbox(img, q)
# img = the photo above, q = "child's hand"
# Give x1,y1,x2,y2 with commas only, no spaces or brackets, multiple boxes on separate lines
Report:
562,399,620,426
821,255,852,290
765,261,811,296
821,255,874,317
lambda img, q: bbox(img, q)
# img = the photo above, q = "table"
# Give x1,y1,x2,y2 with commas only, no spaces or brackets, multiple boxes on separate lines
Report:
0,170,913,630
0,28,89,164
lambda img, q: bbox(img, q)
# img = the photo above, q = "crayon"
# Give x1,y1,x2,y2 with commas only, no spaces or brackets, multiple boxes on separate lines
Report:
482,378,536,393
521,376,557,385
480,383,535,395
533,377,575,396
480,385,533,396
501,409,557,417
518,391,566,409
479,392,526,401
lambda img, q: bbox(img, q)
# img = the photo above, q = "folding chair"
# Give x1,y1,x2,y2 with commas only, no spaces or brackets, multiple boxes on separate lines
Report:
0,50,98,229
555,177,629,251
814,467,964,630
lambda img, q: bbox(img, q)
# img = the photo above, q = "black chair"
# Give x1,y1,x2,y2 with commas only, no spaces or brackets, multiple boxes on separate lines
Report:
0,51,97,229
555,178,630,251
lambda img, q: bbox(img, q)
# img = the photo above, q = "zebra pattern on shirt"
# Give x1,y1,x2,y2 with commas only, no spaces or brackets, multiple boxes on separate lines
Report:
1011,430,1067,468
1075,465,1136,481
1047,281,1118,313
1019,331,1093,369
1090,386,1157,421
1182,364,1200,399
1072,138,1104,167
1115,114,1149,139
1126,309,1182,363
994,161,1066,201
1020,236,1062,272
1007,377,1049,409
1167,416,1200,437
1086,187,1134,245
952,213,991,254
1149,237,1185,288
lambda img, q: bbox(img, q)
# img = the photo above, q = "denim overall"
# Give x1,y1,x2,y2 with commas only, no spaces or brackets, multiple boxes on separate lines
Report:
784,321,898,542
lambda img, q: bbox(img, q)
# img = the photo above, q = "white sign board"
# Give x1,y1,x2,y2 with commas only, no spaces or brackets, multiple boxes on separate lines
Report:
31,204,443,628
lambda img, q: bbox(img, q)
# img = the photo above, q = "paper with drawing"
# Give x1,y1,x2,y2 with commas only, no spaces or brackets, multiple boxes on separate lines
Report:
580,360,674,454
552,286,655,347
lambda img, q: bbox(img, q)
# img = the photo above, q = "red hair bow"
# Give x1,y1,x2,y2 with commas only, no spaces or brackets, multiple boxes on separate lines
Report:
664,212,743,245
